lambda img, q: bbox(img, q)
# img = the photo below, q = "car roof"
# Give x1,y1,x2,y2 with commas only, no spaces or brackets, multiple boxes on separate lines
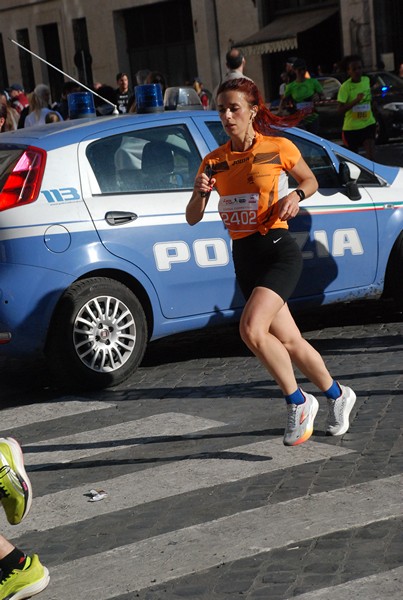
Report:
0,111,221,150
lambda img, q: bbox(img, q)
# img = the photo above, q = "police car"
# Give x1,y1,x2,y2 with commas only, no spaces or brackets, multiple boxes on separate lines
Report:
1,108,403,389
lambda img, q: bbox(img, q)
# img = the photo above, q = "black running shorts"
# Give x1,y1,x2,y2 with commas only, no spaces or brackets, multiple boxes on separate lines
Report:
232,229,303,303
342,123,376,153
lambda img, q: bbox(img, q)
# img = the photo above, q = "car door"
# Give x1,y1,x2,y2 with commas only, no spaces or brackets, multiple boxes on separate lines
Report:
78,116,243,320
284,132,379,305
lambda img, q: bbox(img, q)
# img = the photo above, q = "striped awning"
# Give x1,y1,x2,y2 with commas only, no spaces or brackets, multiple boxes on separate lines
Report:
235,7,338,56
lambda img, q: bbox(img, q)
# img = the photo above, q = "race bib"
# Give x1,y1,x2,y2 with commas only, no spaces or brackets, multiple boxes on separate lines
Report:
218,193,259,234
352,103,370,119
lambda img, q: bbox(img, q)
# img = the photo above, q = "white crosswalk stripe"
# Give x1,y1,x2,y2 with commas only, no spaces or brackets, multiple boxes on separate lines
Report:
0,400,116,431
22,413,225,467
38,474,403,600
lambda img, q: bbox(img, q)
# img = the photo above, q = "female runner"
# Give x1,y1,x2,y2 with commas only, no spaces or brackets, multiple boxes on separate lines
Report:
186,77,356,446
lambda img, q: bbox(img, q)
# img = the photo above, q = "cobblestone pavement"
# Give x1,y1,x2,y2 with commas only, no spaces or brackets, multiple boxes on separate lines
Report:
1,299,403,599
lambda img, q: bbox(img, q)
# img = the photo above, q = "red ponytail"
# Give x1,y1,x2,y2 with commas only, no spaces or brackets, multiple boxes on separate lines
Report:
216,77,307,134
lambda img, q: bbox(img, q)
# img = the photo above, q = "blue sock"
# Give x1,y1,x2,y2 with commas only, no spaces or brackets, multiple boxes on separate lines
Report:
285,388,305,405
324,380,341,400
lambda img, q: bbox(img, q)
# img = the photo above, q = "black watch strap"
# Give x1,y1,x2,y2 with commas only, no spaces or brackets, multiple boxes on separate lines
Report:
295,188,306,201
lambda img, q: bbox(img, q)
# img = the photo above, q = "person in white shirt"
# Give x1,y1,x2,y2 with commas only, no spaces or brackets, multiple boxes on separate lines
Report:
24,84,62,127
210,48,252,109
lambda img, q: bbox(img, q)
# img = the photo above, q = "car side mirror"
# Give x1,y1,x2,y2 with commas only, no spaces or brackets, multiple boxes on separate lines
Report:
339,161,362,201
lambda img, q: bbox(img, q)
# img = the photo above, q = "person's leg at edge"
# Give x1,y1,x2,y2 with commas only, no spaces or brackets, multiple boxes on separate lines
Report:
0,436,50,599
0,534,49,599
362,136,375,161
0,534,17,564
342,130,359,155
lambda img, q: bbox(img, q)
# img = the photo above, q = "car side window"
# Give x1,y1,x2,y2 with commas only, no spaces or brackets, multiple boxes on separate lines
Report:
205,121,229,146
87,124,202,194
334,153,380,185
282,132,340,188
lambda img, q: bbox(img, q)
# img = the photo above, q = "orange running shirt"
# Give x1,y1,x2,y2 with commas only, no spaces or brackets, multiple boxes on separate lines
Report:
198,132,301,240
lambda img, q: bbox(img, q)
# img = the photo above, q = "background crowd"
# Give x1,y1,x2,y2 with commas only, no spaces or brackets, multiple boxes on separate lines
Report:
0,66,215,133
2,50,403,160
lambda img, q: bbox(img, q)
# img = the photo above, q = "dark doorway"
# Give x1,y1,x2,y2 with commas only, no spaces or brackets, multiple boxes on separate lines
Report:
123,0,196,89
73,18,93,89
0,35,8,91
373,0,403,72
40,23,64,104
16,29,35,93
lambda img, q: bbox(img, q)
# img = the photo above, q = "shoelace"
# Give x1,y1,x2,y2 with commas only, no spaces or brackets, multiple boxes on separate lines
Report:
0,465,11,498
0,569,14,585
286,403,298,429
334,397,346,422
0,557,31,584
327,399,337,426
328,395,345,425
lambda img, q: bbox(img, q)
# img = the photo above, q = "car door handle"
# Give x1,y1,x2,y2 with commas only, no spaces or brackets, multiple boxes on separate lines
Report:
105,211,138,226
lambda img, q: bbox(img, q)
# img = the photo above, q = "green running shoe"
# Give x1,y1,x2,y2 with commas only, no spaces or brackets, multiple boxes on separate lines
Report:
0,554,50,600
0,438,32,525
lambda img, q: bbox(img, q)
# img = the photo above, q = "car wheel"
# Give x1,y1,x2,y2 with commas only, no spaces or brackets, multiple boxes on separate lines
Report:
383,233,403,310
46,277,148,389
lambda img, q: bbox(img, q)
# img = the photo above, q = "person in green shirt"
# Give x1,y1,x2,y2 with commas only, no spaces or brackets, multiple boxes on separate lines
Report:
280,58,324,134
337,54,376,160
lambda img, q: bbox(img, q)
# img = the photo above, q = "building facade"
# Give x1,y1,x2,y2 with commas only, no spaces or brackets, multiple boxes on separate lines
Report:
0,0,399,106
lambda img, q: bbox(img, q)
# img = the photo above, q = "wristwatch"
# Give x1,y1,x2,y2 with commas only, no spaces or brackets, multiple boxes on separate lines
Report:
295,188,306,201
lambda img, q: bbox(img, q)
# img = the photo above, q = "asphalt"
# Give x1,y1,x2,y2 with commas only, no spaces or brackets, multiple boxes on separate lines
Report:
1,298,403,599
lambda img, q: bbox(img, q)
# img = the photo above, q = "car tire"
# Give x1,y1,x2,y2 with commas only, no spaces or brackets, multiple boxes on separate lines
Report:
383,232,403,310
46,277,148,389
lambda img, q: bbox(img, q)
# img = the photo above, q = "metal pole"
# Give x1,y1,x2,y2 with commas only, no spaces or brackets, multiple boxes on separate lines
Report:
81,49,88,87
9,37,119,114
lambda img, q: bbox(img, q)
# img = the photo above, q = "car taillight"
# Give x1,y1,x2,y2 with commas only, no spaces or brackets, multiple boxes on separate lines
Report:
0,146,46,212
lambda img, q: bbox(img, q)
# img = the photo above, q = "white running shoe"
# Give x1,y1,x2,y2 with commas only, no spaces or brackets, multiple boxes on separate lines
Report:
283,392,319,446
326,385,356,436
